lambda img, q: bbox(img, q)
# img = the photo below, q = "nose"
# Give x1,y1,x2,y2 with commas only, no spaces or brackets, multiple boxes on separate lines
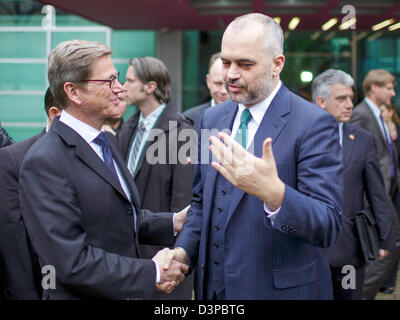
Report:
226,64,240,80
346,97,353,109
113,78,124,93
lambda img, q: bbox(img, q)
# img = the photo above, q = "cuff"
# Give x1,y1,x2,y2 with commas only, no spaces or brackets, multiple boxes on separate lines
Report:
154,260,161,284
264,203,281,225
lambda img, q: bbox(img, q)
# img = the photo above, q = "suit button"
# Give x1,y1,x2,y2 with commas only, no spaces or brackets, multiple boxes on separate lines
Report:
217,208,222,214
214,261,219,266
126,208,133,215
214,243,219,249
222,190,226,196
214,226,220,231
281,225,287,231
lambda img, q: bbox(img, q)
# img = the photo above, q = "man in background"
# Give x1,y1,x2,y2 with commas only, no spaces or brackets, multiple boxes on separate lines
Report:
350,69,400,299
312,69,393,300
183,52,228,130
0,87,61,299
118,56,195,299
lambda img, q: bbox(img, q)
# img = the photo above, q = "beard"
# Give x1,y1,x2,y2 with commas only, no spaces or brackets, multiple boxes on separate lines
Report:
225,72,273,106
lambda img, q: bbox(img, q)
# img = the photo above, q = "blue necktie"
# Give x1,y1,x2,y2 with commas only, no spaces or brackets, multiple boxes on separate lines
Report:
93,132,119,179
234,108,252,148
379,113,395,178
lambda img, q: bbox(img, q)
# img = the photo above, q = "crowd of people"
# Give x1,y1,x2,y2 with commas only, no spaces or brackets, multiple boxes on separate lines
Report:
0,12,399,300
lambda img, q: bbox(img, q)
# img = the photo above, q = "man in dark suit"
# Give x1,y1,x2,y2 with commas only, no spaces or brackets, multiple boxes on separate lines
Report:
118,57,195,299
18,40,188,300
350,69,400,299
0,88,61,299
183,52,228,130
312,69,394,300
168,13,343,299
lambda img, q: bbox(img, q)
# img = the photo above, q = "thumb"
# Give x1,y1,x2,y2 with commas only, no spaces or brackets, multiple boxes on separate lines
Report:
262,138,273,162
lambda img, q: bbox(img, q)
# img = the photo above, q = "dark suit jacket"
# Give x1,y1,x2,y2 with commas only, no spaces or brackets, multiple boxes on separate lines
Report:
183,101,211,130
176,84,343,299
325,123,393,268
0,131,45,300
350,100,399,195
19,117,175,300
117,102,195,299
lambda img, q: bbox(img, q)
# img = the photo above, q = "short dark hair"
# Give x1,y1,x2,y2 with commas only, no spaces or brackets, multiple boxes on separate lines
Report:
129,57,171,104
44,87,58,116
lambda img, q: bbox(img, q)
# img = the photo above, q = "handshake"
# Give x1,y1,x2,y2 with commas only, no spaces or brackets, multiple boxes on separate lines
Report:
152,247,189,293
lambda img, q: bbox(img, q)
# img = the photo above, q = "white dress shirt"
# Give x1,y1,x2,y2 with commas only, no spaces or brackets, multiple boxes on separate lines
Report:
230,81,282,221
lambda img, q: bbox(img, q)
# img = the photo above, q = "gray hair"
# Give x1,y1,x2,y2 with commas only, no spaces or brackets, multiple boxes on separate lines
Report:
48,39,112,108
311,69,354,103
227,13,284,57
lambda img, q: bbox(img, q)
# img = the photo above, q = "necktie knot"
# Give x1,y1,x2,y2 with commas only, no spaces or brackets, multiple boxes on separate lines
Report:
92,131,119,178
240,108,252,125
93,131,110,149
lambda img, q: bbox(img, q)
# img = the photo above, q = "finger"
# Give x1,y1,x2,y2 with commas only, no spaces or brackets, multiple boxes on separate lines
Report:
211,161,233,182
162,249,176,271
209,136,233,166
218,131,245,153
262,137,274,162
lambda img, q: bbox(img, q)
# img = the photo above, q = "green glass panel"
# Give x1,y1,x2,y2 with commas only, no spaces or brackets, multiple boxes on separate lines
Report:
2,126,43,143
111,31,156,59
0,64,47,90
0,95,45,122
123,106,137,122
182,31,199,111
51,32,106,48
114,63,129,83
0,31,47,58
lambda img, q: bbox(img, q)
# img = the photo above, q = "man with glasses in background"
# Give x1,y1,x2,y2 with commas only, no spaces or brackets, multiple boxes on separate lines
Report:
19,40,188,300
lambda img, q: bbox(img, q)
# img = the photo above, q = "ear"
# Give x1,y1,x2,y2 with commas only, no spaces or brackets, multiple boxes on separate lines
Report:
48,106,62,122
316,96,326,109
272,54,285,78
64,82,83,106
144,81,157,95
206,74,211,90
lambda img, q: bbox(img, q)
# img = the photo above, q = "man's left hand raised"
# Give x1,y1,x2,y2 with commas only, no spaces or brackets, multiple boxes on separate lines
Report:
209,132,285,211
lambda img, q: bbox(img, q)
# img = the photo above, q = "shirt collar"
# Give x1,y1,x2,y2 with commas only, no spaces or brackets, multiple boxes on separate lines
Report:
238,80,282,126
59,109,102,144
138,104,166,131
364,97,382,118
211,99,216,107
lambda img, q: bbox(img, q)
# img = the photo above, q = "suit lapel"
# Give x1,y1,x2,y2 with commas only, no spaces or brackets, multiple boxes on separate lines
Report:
52,118,129,202
342,123,354,166
363,101,388,149
225,85,290,227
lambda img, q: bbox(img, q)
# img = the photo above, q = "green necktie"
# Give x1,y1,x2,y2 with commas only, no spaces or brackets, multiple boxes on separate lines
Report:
234,108,252,148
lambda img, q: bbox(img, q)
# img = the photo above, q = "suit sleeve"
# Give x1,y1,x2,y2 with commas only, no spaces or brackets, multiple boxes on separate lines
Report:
19,151,157,300
363,134,394,249
0,148,40,299
265,113,343,247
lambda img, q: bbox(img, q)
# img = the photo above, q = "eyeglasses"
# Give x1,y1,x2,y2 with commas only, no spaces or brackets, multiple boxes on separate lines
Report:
81,72,120,88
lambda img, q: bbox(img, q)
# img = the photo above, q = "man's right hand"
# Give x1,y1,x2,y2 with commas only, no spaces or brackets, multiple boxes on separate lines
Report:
152,248,189,284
